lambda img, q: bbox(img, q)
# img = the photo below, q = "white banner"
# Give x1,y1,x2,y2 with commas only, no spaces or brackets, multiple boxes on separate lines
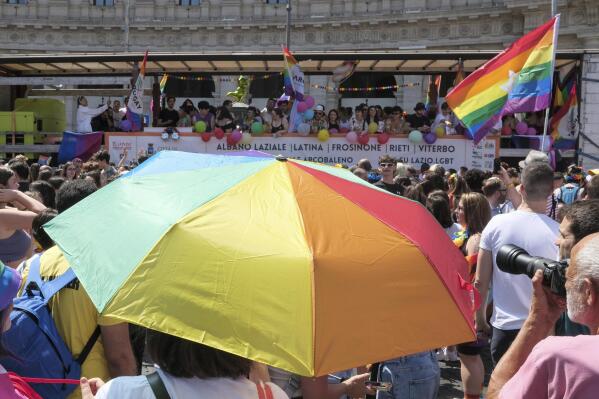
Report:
107,133,498,171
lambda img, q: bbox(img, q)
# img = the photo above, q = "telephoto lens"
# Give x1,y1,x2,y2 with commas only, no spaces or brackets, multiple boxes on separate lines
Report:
496,245,568,297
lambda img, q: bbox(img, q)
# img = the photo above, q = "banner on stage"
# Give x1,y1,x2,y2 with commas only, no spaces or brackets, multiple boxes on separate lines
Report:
107,133,498,171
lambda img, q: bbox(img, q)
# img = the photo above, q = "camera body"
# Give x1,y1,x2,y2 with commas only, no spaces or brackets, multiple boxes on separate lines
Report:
496,245,568,297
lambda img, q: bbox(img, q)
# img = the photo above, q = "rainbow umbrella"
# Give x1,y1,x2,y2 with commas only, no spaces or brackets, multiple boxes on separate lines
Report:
45,151,475,377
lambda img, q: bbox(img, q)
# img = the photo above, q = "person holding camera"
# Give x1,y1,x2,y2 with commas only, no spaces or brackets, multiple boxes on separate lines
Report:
475,162,559,366
486,233,599,398
554,200,599,337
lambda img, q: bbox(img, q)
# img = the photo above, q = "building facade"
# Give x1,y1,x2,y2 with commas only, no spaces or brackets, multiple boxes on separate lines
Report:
1,0,598,165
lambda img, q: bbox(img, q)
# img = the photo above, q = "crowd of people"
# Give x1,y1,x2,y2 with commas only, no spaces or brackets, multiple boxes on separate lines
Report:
1,146,599,399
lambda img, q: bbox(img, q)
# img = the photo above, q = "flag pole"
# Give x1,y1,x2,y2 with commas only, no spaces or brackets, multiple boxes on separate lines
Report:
541,14,560,153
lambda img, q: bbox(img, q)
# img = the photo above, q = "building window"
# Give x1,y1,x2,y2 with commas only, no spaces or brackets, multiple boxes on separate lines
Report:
6,0,28,4
93,0,114,6
179,0,201,5
265,0,288,4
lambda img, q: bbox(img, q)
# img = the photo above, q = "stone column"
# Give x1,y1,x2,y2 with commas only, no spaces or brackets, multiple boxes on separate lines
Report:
580,52,599,169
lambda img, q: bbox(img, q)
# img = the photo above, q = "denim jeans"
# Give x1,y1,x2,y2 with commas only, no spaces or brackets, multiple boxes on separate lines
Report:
376,351,440,399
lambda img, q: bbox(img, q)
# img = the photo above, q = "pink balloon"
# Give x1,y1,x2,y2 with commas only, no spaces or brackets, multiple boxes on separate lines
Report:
501,125,512,136
377,133,390,144
345,131,358,143
329,128,338,134
296,101,308,113
231,129,242,144
515,121,528,135
527,127,537,136
304,96,315,108
201,132,211,142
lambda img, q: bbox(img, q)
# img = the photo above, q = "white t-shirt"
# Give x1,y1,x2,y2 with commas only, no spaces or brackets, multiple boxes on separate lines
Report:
95,370,289,399
479,210,559,330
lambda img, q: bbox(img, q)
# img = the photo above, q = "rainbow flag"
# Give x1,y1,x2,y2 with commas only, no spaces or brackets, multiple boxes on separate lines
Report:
282,47,304,101
159,73,168,94
446,16,559,143
126,50,148,131
550,75,578,148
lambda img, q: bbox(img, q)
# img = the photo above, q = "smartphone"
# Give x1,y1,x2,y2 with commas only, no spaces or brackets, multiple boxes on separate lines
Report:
365,381,392,392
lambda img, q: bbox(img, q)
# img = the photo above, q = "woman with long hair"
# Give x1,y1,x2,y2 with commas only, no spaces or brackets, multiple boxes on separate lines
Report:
269,109,288,135
61,162,78,181
327,109,340,131
454,193,491,399
216,106,236,133
448,175,471,212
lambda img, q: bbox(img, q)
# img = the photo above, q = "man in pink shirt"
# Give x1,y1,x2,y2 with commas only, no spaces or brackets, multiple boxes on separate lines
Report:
487,233,599,399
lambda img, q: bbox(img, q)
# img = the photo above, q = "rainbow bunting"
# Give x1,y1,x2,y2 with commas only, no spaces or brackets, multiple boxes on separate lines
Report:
446,16,559,143
159,73,168,94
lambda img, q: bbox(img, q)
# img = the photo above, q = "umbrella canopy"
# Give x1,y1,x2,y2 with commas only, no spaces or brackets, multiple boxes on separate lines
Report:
45,151,475,377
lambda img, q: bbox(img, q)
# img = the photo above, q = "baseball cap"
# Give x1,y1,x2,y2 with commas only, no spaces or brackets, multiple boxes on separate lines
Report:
314,105,325,112
518,150,549,169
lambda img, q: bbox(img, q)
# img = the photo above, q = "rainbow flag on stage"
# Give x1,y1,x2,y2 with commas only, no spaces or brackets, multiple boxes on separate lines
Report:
126,51,148,131
446,16,559,143
283,47,305,132
159,73,168,94
550,70,578,149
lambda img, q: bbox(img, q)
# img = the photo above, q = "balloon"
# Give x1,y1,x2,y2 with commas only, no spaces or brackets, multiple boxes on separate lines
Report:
119,119,132,132
297,123,311,136
329,128,338,134
515,121,528,135
424,132,437,144
358,133,370,145
226,134,236,146
296,101,308,113
194,121,207,133
303,109,314,120
214,127,225,139
200,132,211,142
368,122,379,134
501,125,512,136
240,132,253,145
409,130,423,143
231,129,242,144
339,127,349,134
435,125,446,138
377,133,390,144
527,127,537,136
345,131,358,143
317,129,330,142
251,121,264,135
304,96,315,108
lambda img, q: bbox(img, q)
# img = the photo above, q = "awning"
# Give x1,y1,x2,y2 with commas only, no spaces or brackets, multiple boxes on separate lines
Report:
0,50,588,78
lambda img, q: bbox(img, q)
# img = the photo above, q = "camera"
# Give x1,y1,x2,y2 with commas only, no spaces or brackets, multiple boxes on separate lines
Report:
496,245,568,297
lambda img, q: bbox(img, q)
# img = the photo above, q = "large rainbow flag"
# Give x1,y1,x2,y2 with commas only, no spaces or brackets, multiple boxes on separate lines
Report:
283,47,305,132
446,16,559,143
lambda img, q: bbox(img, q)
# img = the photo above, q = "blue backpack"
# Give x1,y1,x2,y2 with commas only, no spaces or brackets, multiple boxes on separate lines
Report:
1,254,100,399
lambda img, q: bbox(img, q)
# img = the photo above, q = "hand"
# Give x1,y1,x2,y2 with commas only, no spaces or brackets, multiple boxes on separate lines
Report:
343,373,376,398
529,269,566,325
475,317,492,338
0,189,19,203
80,377,105,398
497,166,510,185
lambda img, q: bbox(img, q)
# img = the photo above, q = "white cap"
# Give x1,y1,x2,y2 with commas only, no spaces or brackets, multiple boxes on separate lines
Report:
519,150,549,169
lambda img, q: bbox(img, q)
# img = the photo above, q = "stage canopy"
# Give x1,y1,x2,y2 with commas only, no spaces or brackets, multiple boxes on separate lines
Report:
0,50,587,78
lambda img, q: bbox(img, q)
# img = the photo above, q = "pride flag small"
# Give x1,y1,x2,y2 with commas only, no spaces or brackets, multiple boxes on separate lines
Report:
446,16,559,143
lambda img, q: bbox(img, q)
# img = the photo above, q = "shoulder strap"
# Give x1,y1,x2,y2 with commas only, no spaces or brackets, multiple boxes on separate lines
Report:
256,381,274,399
25,254,77,303
76,326,101,365
146,372,171,399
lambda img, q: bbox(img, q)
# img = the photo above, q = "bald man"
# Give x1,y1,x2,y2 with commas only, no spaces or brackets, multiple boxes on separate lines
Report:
487,233,599,398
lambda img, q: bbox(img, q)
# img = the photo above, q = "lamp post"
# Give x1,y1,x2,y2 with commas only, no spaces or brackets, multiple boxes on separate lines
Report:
286,0,292,49
124,0,130,52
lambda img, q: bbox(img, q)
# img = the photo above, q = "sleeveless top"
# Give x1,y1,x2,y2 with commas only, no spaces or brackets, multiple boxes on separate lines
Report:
0,230,31,264
271,121,286,133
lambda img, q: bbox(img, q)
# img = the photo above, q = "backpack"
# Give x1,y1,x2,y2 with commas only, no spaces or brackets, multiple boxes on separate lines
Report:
1,255,100,399
559,185,580,205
